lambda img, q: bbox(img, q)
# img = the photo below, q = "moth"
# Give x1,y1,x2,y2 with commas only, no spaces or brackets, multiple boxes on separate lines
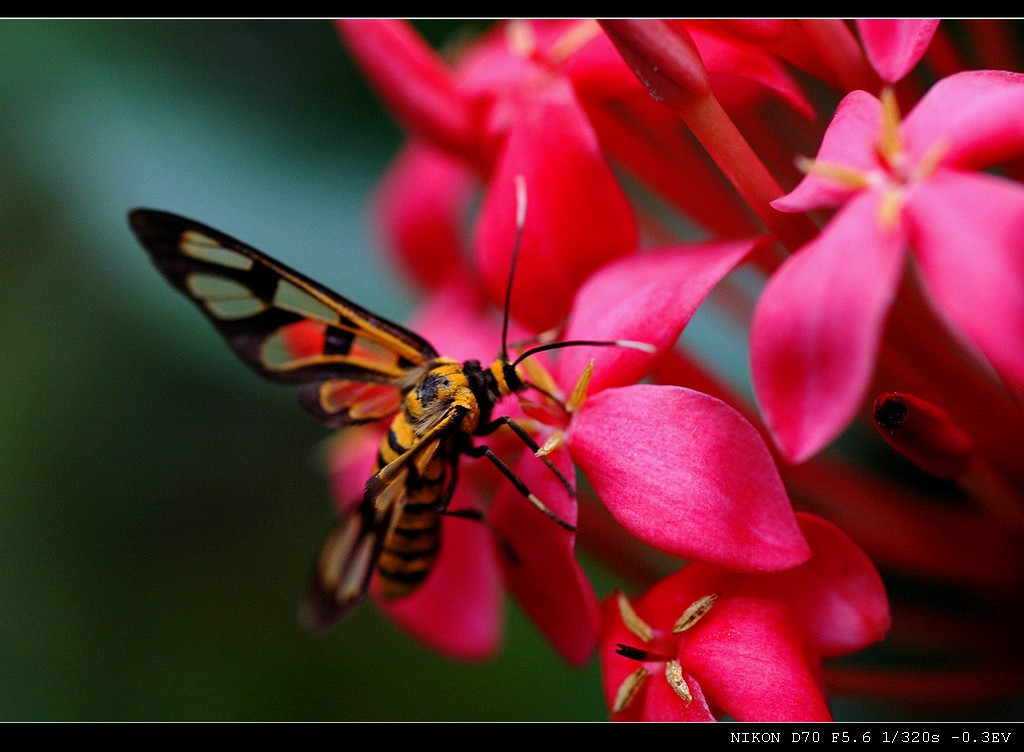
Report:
128,196,643,627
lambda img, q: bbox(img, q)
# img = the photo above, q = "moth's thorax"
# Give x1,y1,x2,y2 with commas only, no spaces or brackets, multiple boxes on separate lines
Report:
402,358,480,434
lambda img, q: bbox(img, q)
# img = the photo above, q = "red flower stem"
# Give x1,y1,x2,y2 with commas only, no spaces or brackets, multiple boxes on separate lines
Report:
598,19,711,98
667,90,820,257
797,20,881,94
599,19,818,257
729,105,821,197
869,392,1024,528
872,392,974,479
869,355,1024,531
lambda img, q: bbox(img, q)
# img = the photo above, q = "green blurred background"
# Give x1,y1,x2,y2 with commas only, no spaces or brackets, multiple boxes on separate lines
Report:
0,19,615,721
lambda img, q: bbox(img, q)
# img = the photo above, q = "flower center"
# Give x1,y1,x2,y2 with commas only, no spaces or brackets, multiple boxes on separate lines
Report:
796,87,950,230
610,591,719,713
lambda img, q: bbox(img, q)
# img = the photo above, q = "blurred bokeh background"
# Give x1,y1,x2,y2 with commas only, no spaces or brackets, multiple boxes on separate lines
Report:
1,18,619,721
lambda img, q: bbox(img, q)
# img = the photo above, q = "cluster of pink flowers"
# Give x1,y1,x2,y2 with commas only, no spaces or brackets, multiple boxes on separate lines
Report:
329,19,1024,721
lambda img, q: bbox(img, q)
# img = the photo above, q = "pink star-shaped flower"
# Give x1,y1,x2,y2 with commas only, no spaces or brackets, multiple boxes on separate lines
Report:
600,513,890,721
752,70,1024,462
552,241,810,572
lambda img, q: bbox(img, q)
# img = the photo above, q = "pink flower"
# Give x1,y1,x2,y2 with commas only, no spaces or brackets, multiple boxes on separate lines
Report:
752,70,1024,462
540,238,812,573
370,142,474,291
600,513,890,721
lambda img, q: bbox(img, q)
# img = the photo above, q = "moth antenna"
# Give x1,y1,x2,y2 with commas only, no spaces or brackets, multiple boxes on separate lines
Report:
512,338,656,367
499,176,656,368
501,174,528,362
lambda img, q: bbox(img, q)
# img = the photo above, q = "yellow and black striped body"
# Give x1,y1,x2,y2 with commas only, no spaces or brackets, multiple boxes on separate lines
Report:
373,357,522,599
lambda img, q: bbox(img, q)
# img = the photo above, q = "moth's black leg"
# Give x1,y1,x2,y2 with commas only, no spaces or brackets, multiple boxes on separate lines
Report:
477,415,576,498
464,442,576,532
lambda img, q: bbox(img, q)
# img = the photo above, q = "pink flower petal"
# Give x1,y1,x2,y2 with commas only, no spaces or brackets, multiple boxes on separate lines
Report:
598,596,649,721
328,425,383,512
336,20,477,161
473,77,638,332
856,19,939,83
681,596,833,721
371,142,474,290
557,238,761,393
751,191,907,463
490,445,600,666
634,563,739,628
905,168,1024,390
772,90,882,212
452,23,534,94
902,70,1024,170
637,665,716,721
740,513,891,657
569,384,810,571
376,485,504,661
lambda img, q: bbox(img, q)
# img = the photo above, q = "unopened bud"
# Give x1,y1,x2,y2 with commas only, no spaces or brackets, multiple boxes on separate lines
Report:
873,392,974,479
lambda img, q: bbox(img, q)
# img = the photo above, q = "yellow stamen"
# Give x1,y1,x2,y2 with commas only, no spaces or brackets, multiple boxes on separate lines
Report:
672,593,719,634
612,666,648,714
877,186,904,231
506,19,536,58
665,660,693,705
548,20,601,63
616,590,654,643
518,356,562,404
913,137,951,181
796,155,874,190
566,359,595,414
535,429,564,458
878,86,904,169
